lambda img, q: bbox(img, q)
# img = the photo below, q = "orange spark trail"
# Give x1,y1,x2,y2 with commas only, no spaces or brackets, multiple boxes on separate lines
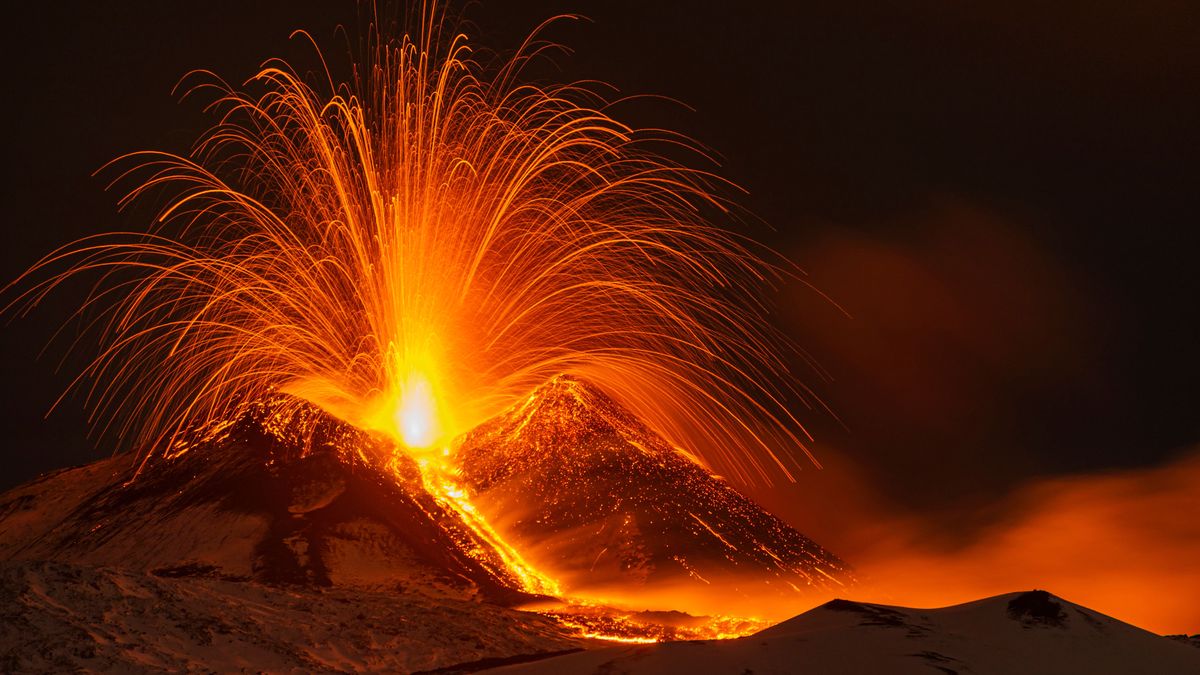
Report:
1,5,824,643
4,6,817,488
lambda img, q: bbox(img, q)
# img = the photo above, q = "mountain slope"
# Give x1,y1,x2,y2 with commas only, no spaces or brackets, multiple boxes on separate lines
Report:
0,395,594,672
0,395,529,603
498,590,1200,674
454,375,853,613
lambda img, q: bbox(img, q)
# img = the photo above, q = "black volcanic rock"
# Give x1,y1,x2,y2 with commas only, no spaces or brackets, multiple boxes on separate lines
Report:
454,375,853,600
0,395,531,605
1166,634,1200,649
1007,590,1069,627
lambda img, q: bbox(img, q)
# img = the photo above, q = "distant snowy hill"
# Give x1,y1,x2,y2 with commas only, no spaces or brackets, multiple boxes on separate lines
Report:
498,590,1200,675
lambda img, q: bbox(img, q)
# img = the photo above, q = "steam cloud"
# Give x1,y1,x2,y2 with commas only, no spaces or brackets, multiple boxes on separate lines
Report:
850,448,1200,635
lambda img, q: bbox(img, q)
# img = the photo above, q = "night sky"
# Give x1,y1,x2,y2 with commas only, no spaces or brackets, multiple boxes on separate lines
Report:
2,1,1197,540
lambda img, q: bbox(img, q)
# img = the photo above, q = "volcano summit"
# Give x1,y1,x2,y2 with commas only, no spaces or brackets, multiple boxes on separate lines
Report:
456,376,852,613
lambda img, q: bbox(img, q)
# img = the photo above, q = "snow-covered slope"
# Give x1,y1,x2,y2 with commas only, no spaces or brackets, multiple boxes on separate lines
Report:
497,590,1200,674
0,560,582,673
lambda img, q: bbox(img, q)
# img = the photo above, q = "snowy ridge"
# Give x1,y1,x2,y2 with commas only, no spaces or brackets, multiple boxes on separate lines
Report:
497,590,1200,674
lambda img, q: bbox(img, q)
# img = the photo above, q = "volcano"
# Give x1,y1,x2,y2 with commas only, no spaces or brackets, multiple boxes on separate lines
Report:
2,380,1195,671
454,375,853,611
0,378,854,669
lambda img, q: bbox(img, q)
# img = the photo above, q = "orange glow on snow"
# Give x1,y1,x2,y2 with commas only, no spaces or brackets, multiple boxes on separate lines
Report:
835,449,1200,635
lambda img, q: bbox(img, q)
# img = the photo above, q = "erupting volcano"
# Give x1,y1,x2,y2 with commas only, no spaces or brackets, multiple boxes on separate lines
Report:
6,6,814,491
2,0,842,635
0,2,847,658
3,2,1198,673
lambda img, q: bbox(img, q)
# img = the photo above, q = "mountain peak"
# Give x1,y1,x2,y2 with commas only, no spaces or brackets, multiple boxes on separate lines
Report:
464,375,650,454
454,375,854,613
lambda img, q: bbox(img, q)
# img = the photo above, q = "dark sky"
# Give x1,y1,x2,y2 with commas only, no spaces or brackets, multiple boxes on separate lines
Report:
2,1,1197,530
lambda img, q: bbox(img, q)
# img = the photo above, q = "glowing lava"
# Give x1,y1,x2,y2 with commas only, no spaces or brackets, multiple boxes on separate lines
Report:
6,6,819,488
394,372,441,449
408,455,562,598
3,4,820,647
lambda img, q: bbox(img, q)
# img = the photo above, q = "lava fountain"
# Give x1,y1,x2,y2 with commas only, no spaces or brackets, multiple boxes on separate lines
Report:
3,4,834,639
6,6,817,486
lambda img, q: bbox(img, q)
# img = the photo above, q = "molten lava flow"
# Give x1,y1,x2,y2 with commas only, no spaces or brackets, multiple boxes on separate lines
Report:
405,452,562,598
403,449,775,642
533,604,770,643
379,365,560,596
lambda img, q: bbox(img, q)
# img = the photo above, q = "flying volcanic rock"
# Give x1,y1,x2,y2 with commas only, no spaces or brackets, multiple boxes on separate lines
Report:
454,375,854,611
0,395,529,604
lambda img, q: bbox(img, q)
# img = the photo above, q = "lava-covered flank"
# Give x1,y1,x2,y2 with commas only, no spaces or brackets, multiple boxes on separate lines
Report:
455,375,854,600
